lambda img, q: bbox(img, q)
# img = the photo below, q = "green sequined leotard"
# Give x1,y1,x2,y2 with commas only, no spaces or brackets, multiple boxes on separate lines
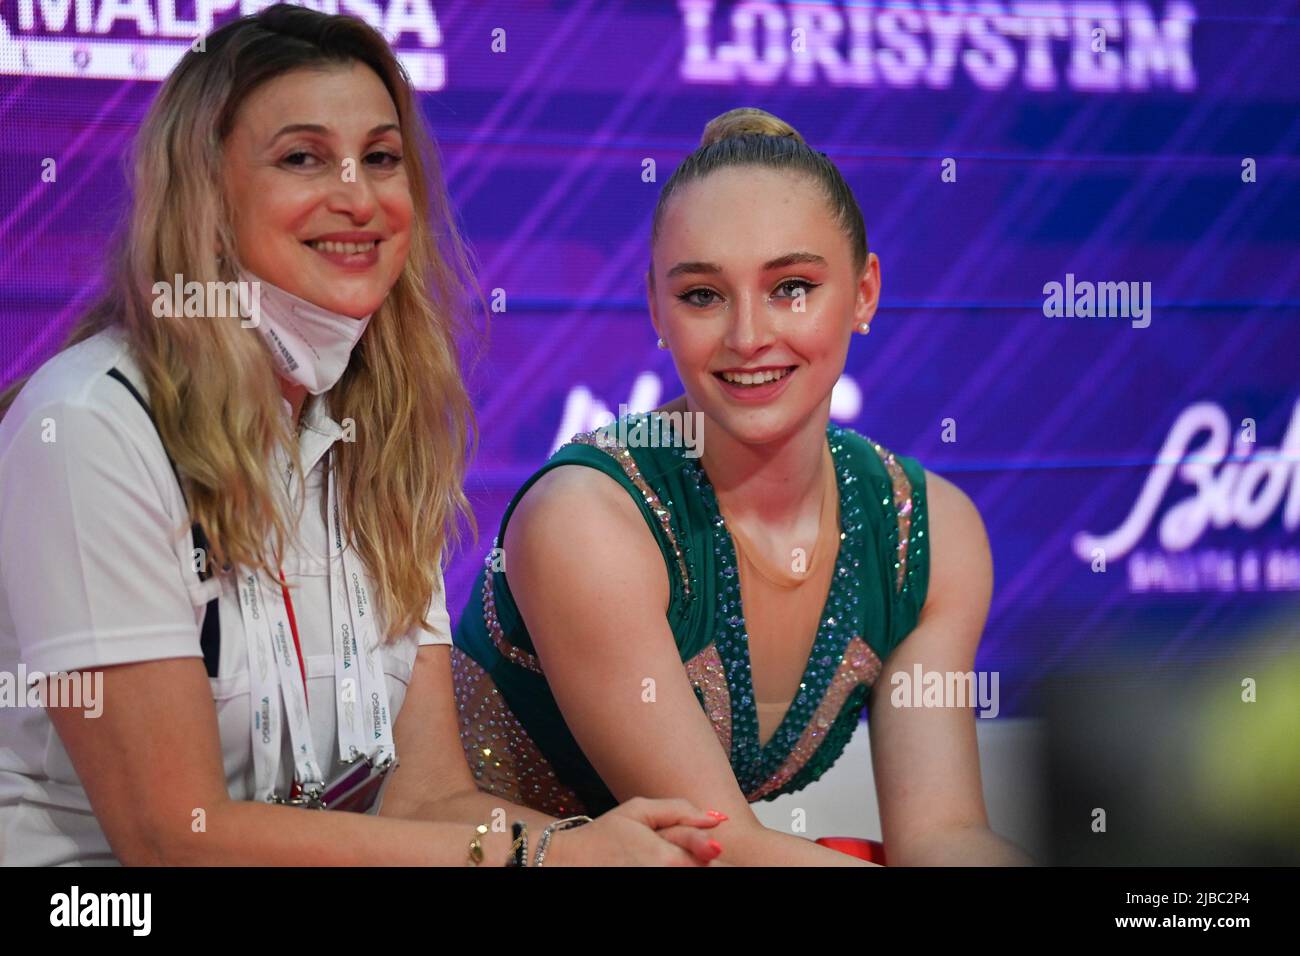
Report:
451,412,929,817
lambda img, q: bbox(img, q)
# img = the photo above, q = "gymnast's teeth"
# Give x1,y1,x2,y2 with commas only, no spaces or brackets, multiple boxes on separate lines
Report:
719,367,792,386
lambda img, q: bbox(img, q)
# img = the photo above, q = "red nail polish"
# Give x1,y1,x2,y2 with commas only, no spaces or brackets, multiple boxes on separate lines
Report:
707,809,729,821
707,839,723,856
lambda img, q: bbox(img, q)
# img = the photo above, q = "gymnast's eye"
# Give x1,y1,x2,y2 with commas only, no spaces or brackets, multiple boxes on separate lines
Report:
677,287,722,308
772,278,820,301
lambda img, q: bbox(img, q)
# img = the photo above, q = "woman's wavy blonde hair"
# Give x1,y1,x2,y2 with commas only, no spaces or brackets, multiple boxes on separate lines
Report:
0,4,480,643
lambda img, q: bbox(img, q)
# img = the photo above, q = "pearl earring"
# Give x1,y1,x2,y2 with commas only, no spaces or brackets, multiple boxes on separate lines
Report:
657,337,668,350
857,323,870,334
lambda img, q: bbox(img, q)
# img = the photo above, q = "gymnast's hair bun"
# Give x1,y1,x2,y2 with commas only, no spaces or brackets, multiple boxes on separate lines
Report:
699,108,805,147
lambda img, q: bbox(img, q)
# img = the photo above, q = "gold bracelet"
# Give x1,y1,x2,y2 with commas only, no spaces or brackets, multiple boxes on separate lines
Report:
466,823,489,866
506,821,529,866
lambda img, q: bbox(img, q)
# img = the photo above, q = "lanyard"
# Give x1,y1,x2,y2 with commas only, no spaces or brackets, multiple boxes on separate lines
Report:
234,449,395,804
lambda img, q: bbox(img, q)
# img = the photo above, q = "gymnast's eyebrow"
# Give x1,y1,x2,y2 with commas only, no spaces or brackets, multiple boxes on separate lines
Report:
665,251,827,279
665,260,722,279
762,251,827,271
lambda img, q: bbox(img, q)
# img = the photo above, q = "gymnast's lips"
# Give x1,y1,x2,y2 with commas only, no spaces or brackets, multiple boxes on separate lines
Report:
713,365,797,401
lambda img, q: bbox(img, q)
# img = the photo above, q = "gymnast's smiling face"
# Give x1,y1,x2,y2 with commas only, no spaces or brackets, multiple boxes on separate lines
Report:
648,165,879,449
222,60,413,319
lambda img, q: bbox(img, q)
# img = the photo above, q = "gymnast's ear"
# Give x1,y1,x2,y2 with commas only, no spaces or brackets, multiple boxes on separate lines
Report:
645,266,662,337
853,252,882,331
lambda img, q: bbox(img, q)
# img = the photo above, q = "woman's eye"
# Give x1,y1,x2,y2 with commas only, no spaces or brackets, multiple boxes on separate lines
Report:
676,288,720,308
281,150,321,168
366,150,403,169
280,151,401,171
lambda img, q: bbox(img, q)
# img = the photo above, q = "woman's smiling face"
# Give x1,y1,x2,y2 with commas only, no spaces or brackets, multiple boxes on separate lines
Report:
649,165,879,447
222,60,413,318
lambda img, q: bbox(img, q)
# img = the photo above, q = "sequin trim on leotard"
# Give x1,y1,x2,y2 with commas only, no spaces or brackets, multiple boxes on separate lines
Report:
566,419,692,598
451,647,587,816
684,643,732,757
482,555,543,674
746,636,882,800
869,440,925,595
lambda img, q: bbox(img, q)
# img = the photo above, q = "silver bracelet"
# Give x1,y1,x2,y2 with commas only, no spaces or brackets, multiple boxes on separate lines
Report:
533,815,593,866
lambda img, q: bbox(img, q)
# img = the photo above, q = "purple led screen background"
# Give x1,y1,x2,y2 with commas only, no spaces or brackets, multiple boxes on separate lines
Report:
2,2,1299,716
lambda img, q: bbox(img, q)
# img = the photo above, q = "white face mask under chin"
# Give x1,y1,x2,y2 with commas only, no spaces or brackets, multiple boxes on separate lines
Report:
237,268,373,395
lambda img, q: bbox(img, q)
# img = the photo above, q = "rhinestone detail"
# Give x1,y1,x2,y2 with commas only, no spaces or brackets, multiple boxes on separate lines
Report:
565,417,692,599
685,423,871,796
684,643,732,756
869,439,925,596
746,636,881,800
450,647,586,816
482,556,542,674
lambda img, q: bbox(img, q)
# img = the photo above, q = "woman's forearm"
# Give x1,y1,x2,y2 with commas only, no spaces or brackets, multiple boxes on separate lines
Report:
380,784,557,833
143,797,522,866
719,821,873,866
890,823,1034,866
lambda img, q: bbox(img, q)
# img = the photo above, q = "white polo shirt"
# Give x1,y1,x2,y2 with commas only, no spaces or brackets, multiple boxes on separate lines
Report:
0,327,452,866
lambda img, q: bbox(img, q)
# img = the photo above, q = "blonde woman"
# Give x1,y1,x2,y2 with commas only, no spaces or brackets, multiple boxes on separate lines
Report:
451,108,1033,866
0,4,722,867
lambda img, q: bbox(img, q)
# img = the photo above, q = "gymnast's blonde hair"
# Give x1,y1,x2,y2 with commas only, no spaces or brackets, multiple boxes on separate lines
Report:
650,107,869,280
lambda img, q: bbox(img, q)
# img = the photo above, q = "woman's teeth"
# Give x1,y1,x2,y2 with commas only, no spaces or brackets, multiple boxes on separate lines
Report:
307,240,377,254
718,367,793,386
